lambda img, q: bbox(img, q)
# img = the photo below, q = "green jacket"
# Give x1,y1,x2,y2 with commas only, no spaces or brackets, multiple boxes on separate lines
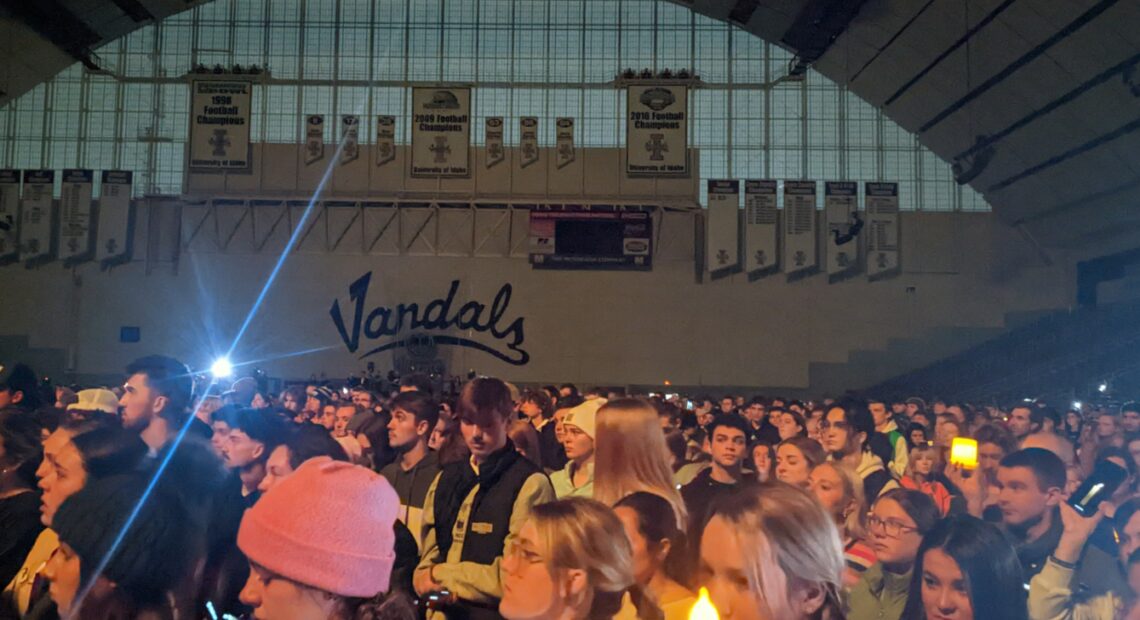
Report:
846,563,912,620
549,460,594,499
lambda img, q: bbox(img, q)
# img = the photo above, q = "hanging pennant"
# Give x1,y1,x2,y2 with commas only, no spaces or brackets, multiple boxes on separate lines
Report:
96,171,135,268
519,117,539,168
626,84,689,176
304,115,325,165
485,117,505,168
410,87,471,178
340,115,360,164
188,80,252,171
783,180,817,280
20,170,54,267
706,179,741,278
375,115,396,167
866,182,901,281
59,169,94,266
824,181,860,283
744,180,779,280
0,169,18,264
555,118,575,169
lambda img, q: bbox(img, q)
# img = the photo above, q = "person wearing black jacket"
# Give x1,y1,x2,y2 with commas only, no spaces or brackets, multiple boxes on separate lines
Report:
520,388,565,473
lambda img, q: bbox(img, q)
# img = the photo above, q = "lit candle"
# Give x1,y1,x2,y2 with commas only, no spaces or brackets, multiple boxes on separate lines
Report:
689,587,720,620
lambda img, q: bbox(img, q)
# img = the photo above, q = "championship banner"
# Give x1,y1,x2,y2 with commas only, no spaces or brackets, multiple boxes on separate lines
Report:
305,115,325,165
783,180,818,280
340,115,360,164
485,117,505,168
19,170,54,265
410,87,471,178
375,116,396,167
0,169,18,263
866,182,901,281
744,180,779,279
96,171,134,266
59,169,94,265
188,80,252,171
706,180,741,278
519,117,539,168
626,84,689,177
555,118,574,169
824,181,860,283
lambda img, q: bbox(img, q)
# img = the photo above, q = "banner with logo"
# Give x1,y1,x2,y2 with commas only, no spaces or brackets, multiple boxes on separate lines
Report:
783,180,817,279
20,170,54,265
59,169,94,265
555,118,574,169
0,169,18,263
485,117,505,168
519,117,539,168
410,87,471,177
824,181,860,282
188,80,252,171
96,171,134,266
866,182,901,281
305,115,325,165
626,84,689,177
375,115,396,167
706,180,740,278
340,115,360,164
744,180,779,279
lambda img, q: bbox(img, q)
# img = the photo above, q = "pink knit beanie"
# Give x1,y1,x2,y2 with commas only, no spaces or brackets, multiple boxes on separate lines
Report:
237,457,399,597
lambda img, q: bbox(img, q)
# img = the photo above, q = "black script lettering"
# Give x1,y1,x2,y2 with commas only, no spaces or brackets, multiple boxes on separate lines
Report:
329,272,371,353
421,281,459,329
364,306,394,339
456,300,486,330
397,303,420,333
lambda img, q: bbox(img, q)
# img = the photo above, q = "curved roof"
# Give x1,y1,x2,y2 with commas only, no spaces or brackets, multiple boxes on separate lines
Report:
2,0,1138,255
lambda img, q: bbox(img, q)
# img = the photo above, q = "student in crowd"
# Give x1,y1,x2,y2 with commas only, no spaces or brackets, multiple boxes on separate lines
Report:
699,483,844,620
1007,403,1041,444
64,388,120,427
809,461,875,587
777,410,808,441
1123,402,1140,435
899,443,952,515
822,399,899,500
750,439,776,483
415,378,556,619
742,397,771,444
900,515,1028,620
774,436,826,488
379,390,441,548
260,423,350,493
332,403,366,464
847,489,940,620
871,398,909,477
593,399,686,531
550,399,604,499
498,498,654,620
681,414,750,546
0,364,40,413
614,492,695,620
45,473,193,619
218,406,287,504
118,354,196,453
238,458,416,620
508,420,544,469
0,411,43,588
520,389,563,472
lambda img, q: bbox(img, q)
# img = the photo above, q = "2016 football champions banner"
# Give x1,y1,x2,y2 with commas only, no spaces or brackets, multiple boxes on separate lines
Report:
188,80,252,172
410,87,471,178
59,169,94,265
626,84,689,177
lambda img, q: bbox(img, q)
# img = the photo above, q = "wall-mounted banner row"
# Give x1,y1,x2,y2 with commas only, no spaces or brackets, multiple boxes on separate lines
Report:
0,169,135,270
703,179,900,283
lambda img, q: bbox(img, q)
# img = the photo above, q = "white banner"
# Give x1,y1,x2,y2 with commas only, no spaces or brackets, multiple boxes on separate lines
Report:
555,118,574,169
783,180,817,279
0,169,18,262
19,170,54,265
410,87,471,177
59,169,94,264
188,80,252,171
340,115,360,164
824,181,860,282
485,117,505,168
305,115,325,165
627,84,689,176
375,115,396,167
519,117,539,168
866,182,901,280
96,171,134,263
744,179,779,278
706,179,740,276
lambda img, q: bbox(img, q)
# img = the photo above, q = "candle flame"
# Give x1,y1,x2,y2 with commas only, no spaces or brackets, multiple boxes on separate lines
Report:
689,587,720,620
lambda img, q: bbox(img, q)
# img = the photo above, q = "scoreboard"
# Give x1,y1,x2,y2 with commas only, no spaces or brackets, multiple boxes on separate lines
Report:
528,206,653,271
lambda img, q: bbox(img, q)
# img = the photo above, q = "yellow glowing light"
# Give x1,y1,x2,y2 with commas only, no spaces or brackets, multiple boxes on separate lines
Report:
664,380,672,386
689,587,720,620
949,437,979,470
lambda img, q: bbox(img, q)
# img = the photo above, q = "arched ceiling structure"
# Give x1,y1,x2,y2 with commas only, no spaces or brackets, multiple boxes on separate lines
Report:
2,0,1138,257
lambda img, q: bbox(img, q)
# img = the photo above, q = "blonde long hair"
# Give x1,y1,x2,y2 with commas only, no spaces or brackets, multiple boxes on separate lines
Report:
593,399,687,528
708,484,845,619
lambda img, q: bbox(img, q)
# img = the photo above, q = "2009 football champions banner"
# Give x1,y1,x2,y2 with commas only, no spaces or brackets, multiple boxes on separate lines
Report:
410,87,471,178
626,84,689,177
188,80,252,172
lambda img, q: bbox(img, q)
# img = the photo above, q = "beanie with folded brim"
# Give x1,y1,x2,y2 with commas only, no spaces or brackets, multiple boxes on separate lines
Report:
237,457,399,598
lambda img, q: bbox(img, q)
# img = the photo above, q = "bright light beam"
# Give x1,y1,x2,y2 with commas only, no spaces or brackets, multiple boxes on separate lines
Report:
211,357,233,379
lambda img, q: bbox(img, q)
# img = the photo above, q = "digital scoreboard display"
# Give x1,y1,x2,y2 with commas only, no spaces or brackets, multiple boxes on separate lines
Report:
528,206,652,271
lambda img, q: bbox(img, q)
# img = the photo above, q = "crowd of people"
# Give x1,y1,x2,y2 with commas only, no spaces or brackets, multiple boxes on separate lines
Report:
1,357,1139,620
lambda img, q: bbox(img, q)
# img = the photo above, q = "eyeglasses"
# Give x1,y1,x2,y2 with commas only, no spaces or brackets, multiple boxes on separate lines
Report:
866,513,918,537
505,539,543,566
818,420,850,431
